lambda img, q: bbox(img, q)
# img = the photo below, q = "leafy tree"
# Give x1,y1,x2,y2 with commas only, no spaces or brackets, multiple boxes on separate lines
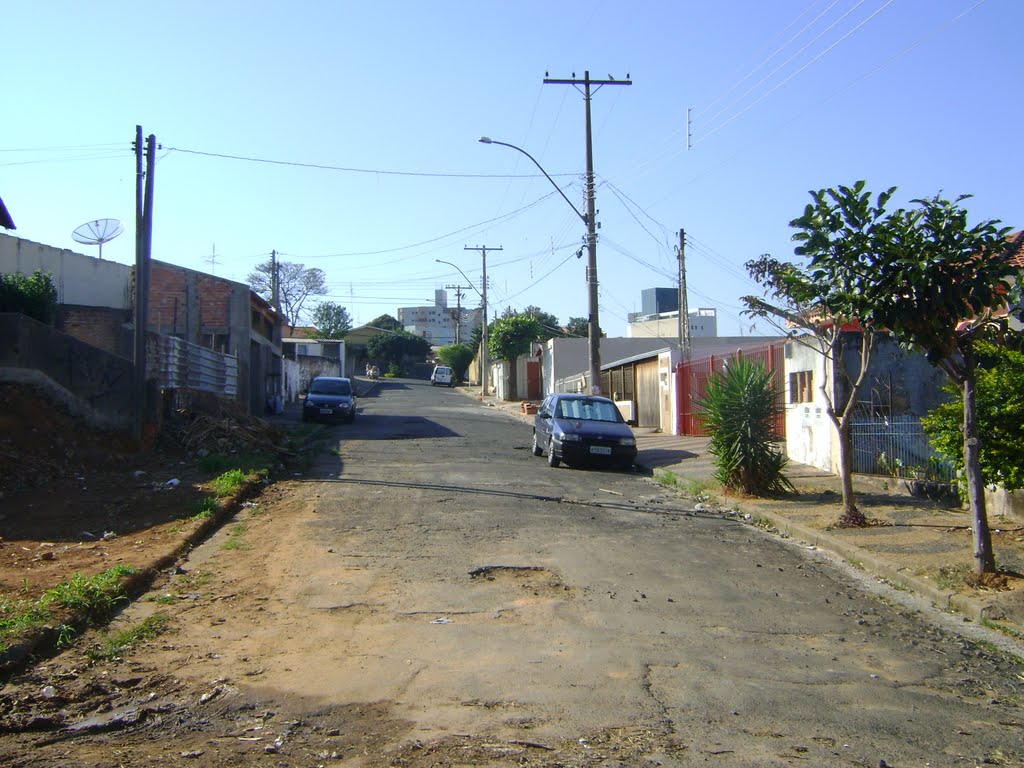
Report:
248,259,326,331
524,305,561,341
565,316,588,337
437,343,475,381
698,358,794,496
743,182,898,526
310,301,352,339
369,313,403,331
366,331,431,369
468,324,484,355
865,194,1022,575
0,270,58,324
488,315,541,401
922,342,1024,494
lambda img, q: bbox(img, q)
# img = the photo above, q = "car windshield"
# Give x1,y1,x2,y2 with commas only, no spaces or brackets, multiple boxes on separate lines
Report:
309,380,351,396
555,398,621,423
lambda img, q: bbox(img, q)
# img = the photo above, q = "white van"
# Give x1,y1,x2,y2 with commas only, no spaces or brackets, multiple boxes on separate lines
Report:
430,365,454,387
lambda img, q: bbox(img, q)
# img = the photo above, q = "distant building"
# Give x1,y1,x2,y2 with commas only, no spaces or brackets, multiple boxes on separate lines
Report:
398,288,481,346
627,305,718,340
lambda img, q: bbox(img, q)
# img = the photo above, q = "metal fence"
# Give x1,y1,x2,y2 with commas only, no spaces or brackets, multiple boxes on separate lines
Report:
149,334,238,397
850,415,955,481
676,342,787,438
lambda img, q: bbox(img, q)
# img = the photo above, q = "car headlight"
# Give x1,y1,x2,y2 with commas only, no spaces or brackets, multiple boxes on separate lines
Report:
558,432,581,442
619,437,636,447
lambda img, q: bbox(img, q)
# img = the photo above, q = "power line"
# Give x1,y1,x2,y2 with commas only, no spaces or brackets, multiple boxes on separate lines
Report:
166,146,578,179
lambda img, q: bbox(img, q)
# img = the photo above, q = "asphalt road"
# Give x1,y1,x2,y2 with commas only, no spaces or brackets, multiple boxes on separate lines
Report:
7,377,1020,767
261,378,1023,764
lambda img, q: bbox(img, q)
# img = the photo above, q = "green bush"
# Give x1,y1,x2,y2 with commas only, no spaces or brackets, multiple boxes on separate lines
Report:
0,270,58,324
698,358,793,496
922,341,1024,492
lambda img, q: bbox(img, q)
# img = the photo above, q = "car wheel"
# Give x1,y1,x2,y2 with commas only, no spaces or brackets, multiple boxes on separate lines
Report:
547,438,560,468
531,431,543,456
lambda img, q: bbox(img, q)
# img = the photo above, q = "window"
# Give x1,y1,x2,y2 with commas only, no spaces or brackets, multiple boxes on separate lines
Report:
789,371,814,403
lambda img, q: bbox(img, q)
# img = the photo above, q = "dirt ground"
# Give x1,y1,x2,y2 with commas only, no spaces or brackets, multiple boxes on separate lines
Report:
2,383,1024,767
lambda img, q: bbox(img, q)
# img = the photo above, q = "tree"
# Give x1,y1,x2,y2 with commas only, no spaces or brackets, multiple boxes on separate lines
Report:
310,302,352,339
488,315,541,401
249,259,326,331
922,342,1024,495
0,270,57,324
698,358,794,496
865,195,1022,575
369,313,403,331
437,343,475,381
524,305,561,341
366,331,431,369
743,182,898,527
565,316,588,337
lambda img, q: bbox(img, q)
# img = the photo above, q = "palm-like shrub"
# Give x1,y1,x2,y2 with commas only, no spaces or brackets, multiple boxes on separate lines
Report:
698,358,794,496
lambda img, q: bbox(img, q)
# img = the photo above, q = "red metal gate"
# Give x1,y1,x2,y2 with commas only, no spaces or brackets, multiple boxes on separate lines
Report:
676,342,786,438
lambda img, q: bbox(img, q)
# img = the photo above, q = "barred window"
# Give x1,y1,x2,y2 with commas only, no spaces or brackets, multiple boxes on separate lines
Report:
789,371,814,403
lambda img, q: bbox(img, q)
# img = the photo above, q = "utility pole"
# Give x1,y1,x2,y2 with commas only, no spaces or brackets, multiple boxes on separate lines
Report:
677,229,690,359
465,245,501,397
270,249,280,312
133,127,156,441
544,70,631,394
445,283,470,344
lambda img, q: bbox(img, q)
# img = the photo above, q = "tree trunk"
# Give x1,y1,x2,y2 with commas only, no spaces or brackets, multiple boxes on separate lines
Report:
835,416,866,527
962,344,996,574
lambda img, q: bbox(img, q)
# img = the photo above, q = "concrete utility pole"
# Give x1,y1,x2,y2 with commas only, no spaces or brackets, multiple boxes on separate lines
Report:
464,245,501,397
543,70,631,394
677,229,690,359
445,283,471,344
133,127,156,441
270,249,280,313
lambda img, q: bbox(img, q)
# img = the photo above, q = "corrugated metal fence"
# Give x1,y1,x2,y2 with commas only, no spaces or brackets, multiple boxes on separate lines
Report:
149,334,238,397
676,342,786,438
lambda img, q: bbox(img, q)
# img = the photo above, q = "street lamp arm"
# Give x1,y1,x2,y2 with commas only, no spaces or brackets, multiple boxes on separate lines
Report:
479,137,587,225
436,259,484,301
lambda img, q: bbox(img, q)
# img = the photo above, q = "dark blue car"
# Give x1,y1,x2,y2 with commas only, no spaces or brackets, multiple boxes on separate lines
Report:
302,376,357,424
532,393,636,470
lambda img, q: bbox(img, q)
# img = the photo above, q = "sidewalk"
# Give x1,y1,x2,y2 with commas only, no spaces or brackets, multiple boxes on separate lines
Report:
467,387,1024,641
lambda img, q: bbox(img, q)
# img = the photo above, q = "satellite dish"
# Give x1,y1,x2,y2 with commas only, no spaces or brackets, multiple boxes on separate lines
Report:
72,218,124,259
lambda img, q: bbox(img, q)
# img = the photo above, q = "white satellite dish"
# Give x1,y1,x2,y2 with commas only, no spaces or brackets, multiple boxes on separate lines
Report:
72,218,125,259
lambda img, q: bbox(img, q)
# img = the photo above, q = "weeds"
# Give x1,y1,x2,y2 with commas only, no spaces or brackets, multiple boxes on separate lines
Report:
935,563,972,591
87,613,172,661
197,452,274,475
191,496,220,520
0,565,138,652
222,523,250,551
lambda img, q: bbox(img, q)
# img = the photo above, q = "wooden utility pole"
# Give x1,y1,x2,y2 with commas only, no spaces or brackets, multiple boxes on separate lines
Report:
464,245,501,397
543,71,631,394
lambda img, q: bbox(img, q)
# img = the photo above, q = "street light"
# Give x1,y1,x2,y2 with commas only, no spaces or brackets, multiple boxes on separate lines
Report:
479,136,602,394
437,258,488,398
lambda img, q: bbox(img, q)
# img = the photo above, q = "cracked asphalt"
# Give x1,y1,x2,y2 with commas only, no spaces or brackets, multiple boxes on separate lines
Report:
2,376,1022,767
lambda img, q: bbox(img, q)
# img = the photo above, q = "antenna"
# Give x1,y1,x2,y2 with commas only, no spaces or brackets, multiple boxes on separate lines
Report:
71,218,124,260
205,243,219,275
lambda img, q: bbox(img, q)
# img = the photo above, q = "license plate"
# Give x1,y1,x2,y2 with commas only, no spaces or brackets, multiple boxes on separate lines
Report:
319,408,333,415
589,446,612,455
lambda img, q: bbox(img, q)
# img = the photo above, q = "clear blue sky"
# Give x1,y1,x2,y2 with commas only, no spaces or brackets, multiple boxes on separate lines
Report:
4,0,1020,337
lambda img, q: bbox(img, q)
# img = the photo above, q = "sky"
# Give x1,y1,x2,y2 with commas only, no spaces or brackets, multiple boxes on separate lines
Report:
3,0,1021,339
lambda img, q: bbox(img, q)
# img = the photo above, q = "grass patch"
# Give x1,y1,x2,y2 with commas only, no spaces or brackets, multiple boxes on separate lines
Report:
653,469,717,502
935,563,972,591
748,515,776,531
87,612,172,661
0,565,138,652
191,496,220,520
981,617,1024,644
222,523,250,551
197,452,275,475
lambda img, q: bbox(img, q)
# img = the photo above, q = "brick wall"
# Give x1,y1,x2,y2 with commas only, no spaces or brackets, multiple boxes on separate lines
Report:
58,304,130,359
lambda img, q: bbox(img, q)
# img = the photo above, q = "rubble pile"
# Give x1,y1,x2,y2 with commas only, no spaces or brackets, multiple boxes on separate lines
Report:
160,392,293,461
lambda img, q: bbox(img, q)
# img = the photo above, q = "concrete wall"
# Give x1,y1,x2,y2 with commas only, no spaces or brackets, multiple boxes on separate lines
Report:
0,313,136,429
784,337,834,472
0,233,131,309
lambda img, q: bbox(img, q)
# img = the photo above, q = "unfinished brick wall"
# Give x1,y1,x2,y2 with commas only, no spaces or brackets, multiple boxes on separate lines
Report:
58,304,130,358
